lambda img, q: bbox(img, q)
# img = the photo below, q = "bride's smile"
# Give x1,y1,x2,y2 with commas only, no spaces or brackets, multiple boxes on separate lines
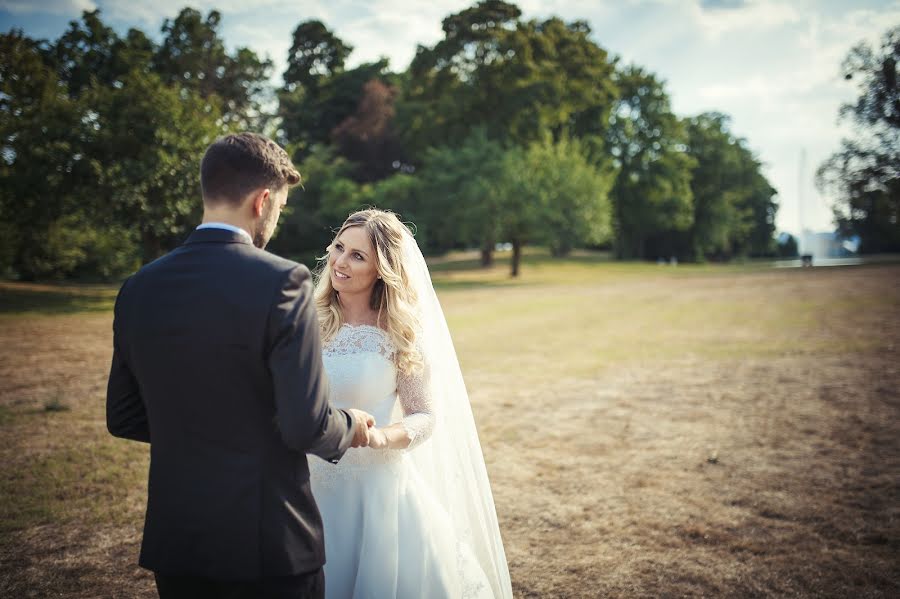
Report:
328,226,379,294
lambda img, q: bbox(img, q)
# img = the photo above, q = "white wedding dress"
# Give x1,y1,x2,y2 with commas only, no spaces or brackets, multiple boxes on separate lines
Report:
308,323,495,599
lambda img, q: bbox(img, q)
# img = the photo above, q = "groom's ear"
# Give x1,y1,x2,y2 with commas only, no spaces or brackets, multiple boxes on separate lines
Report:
250,188,271,217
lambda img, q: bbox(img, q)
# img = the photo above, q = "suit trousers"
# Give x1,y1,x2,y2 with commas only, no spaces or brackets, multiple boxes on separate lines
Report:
154,568,324,599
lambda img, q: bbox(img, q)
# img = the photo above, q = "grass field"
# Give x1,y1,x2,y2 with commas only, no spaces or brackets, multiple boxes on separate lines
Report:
1,251,899,597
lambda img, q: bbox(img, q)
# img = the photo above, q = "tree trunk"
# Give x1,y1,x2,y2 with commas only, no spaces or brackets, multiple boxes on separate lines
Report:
511,239,522,277
480,241,494,267
551,239,572,257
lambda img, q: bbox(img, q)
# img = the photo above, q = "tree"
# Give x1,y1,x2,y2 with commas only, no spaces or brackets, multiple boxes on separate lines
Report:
817,25,900,253
154,8,273,130
683,112,778,260
2,10,279,278
606,66,694,259
283,20,352,93
414,130,508,262
528,136,615,257
776,232,799,258
0,30,93,278
281,59,397,162
736,159,778,257
50,9,128,96
683,113,743,258
400,2,617,156
331,78,405,182
499,136,615,275
0,26,173,279
413,131,614,275
401,0,520,154
45,9,155,96
85,70,225,262
279,20,366,153
498,17,618,145
366,173,421,225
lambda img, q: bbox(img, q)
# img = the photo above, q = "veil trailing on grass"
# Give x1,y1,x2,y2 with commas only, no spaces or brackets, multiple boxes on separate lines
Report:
399,227,513,599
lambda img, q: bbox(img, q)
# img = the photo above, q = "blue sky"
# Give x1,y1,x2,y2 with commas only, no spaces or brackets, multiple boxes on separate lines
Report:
3,0,898,236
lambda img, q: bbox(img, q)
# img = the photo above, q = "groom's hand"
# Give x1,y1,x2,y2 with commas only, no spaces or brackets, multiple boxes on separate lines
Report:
348,409,376,448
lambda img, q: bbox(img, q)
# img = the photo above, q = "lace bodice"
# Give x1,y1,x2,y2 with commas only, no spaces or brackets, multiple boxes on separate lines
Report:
322,324,434,450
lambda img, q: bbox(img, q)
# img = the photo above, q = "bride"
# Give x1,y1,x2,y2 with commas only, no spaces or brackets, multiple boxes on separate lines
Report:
307,209,513,598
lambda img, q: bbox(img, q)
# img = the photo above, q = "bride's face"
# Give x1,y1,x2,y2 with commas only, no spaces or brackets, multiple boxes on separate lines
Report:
329,226,379,296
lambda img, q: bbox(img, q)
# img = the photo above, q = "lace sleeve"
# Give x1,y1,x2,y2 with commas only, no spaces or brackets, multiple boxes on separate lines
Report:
396,353,435,450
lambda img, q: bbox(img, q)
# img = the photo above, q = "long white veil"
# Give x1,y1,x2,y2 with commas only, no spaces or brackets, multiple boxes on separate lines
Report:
398,228,513,598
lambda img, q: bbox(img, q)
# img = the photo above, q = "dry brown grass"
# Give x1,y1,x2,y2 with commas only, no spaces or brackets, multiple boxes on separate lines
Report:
1,261,898,598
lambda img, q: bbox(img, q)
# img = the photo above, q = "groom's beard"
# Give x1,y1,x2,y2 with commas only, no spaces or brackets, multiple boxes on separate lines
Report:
253,203,278,249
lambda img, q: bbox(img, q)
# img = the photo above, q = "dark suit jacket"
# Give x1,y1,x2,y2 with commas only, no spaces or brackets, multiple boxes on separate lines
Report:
106,227,354,580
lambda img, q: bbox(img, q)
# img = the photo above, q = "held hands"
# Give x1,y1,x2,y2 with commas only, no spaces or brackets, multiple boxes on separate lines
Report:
347,409,390,449
367,427,389,450
348,409,375,448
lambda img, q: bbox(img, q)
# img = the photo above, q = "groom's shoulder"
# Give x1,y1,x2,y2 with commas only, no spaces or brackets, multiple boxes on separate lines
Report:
126,245,308,293
210,246,315,291
247,249,310,282
253,248,302,270
150,241,302,271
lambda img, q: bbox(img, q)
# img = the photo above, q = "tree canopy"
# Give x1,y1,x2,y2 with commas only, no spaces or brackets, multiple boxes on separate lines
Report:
817,25,900,253
0,2,785,281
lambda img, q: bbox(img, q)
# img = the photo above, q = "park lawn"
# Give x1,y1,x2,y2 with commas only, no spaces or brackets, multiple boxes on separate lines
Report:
1,251,898,597
0,281,117,317
434,250,891,382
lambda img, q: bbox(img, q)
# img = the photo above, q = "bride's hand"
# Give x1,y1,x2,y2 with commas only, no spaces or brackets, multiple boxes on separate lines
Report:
367,427,389,450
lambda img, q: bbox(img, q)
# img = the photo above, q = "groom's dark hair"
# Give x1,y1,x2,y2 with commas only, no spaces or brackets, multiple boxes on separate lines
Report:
200,132,301,206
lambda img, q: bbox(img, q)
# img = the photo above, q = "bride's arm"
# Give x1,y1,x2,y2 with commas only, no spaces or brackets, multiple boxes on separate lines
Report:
369,357,435,450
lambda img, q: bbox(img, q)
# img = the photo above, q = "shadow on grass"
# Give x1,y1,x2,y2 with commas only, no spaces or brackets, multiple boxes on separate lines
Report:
428,249,621,290
432,279,533,291
0,282,118,316
427,249,615,274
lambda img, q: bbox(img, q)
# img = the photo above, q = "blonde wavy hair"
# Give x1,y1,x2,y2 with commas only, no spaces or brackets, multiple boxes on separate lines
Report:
314,209,423,375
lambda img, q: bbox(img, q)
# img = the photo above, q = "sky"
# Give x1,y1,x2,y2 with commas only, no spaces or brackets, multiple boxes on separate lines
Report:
2,0,898,236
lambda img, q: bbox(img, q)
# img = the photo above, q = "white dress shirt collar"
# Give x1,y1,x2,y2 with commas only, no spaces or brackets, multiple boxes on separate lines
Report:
196,222,252,243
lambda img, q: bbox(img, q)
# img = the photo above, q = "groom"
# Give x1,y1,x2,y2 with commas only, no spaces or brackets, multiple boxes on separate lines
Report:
106,132,374,598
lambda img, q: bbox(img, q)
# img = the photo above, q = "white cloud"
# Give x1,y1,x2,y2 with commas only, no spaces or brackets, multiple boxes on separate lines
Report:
98,0,293,31
336,0,470,68
692,0,803,39
0,0,95,15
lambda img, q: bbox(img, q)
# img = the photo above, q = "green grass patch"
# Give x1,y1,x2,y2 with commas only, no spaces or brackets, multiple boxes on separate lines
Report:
439,260,900,384
0,406,15,427
429,247,779,290
0,282,117,316
0,425,148,535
